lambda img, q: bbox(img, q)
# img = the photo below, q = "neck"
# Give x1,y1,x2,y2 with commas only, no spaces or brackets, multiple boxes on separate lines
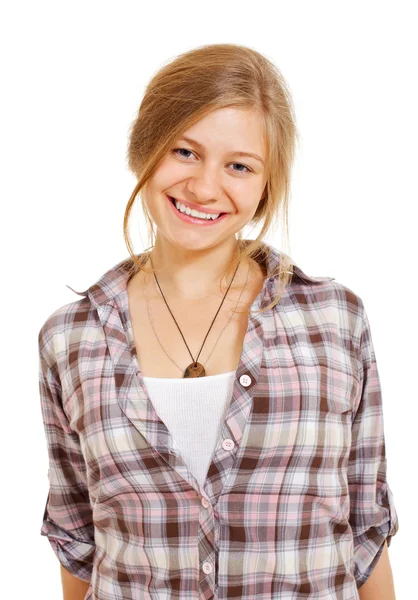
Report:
145,236,247,301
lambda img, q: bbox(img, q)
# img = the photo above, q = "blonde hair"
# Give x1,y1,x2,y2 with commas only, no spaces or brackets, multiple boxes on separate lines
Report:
123,43,299,314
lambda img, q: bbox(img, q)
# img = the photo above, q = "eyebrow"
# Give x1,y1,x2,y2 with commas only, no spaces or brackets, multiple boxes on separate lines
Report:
178,135,265,166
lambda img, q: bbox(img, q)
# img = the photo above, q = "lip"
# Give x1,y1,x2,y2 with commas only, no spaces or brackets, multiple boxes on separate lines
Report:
166,195,230,226
169,195,226,215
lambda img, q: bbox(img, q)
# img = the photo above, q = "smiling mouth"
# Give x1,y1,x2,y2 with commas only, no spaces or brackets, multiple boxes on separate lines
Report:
168,196,227,219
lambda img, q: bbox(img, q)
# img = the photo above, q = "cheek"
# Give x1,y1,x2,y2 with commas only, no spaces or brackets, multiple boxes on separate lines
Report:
143,158,173,191
154,156,188,184
236,194,263,217
233,178,265,207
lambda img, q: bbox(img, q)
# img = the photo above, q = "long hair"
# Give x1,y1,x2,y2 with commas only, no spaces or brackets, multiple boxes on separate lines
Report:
123,43,299,314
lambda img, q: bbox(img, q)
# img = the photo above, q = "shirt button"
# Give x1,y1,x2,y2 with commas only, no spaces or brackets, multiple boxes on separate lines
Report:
239,374,252,387
202,561,213,574
201,497,210,509
222,438,234,451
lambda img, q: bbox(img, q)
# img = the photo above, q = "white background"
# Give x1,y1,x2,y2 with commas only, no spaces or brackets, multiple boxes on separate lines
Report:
1,1,415,598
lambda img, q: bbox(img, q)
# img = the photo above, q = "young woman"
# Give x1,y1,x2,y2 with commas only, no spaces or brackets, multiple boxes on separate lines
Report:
38,43,399,600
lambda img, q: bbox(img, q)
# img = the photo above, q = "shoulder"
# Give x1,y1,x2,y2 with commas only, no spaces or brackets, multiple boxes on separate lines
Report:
38,295,98,369
273,248,366,324
285,264,367,346
37,253,135,367
290,261,363,306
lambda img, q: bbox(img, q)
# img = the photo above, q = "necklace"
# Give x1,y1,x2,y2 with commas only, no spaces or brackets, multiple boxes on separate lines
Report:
144,255,249,377
144,260,250,377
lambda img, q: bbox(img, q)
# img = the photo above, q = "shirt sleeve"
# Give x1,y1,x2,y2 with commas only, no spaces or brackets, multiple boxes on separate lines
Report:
348,302,400,589
39,341,96,583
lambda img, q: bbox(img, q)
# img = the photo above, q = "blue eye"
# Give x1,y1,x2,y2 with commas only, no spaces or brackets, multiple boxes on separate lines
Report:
173,148,194,159
232,163,251,174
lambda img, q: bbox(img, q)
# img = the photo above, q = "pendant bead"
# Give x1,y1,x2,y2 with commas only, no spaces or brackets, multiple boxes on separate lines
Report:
184,362,206,378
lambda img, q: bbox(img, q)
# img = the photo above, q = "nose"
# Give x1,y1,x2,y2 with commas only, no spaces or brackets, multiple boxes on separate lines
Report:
186,162,223,204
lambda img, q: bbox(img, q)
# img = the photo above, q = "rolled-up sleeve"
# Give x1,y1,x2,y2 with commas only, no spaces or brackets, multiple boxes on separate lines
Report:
348,302,400,589
38,339,95,582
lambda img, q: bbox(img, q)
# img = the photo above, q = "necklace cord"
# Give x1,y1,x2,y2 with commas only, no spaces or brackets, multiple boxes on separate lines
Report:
143,250,251,376
151,257,241,365
143,261,250,374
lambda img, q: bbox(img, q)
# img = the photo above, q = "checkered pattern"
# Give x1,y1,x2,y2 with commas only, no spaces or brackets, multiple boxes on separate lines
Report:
38,240,399,599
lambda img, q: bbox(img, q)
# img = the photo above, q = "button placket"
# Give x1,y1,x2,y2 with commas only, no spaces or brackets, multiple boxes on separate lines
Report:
198,368,257,594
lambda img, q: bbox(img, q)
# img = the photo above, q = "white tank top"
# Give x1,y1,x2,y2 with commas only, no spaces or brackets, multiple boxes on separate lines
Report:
142,371,236,488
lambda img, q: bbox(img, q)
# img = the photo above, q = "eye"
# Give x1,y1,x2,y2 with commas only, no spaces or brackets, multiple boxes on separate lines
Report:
231,163,252,174
172,147,195,159
172,148,253,174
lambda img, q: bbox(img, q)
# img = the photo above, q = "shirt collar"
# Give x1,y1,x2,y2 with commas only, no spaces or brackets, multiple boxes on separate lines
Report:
66,240,333,309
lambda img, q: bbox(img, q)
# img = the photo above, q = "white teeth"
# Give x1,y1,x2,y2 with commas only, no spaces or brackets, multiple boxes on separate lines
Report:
173,198,220,220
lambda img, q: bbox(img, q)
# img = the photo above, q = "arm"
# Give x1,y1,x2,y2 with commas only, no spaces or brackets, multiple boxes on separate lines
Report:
358,540,396,600
348,302,399,591
60,564,91,600
38,331,96,591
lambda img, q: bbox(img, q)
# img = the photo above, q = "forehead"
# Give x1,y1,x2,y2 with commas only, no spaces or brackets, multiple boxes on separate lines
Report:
180,107,266,154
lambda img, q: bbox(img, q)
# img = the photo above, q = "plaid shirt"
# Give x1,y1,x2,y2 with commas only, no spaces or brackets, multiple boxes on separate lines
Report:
38,241,399,599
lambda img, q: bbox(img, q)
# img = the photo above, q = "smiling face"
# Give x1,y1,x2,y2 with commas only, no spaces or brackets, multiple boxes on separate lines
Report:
143,107,268,253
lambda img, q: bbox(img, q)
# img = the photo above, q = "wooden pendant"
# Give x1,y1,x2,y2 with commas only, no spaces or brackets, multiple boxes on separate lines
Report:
183,362,206,378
